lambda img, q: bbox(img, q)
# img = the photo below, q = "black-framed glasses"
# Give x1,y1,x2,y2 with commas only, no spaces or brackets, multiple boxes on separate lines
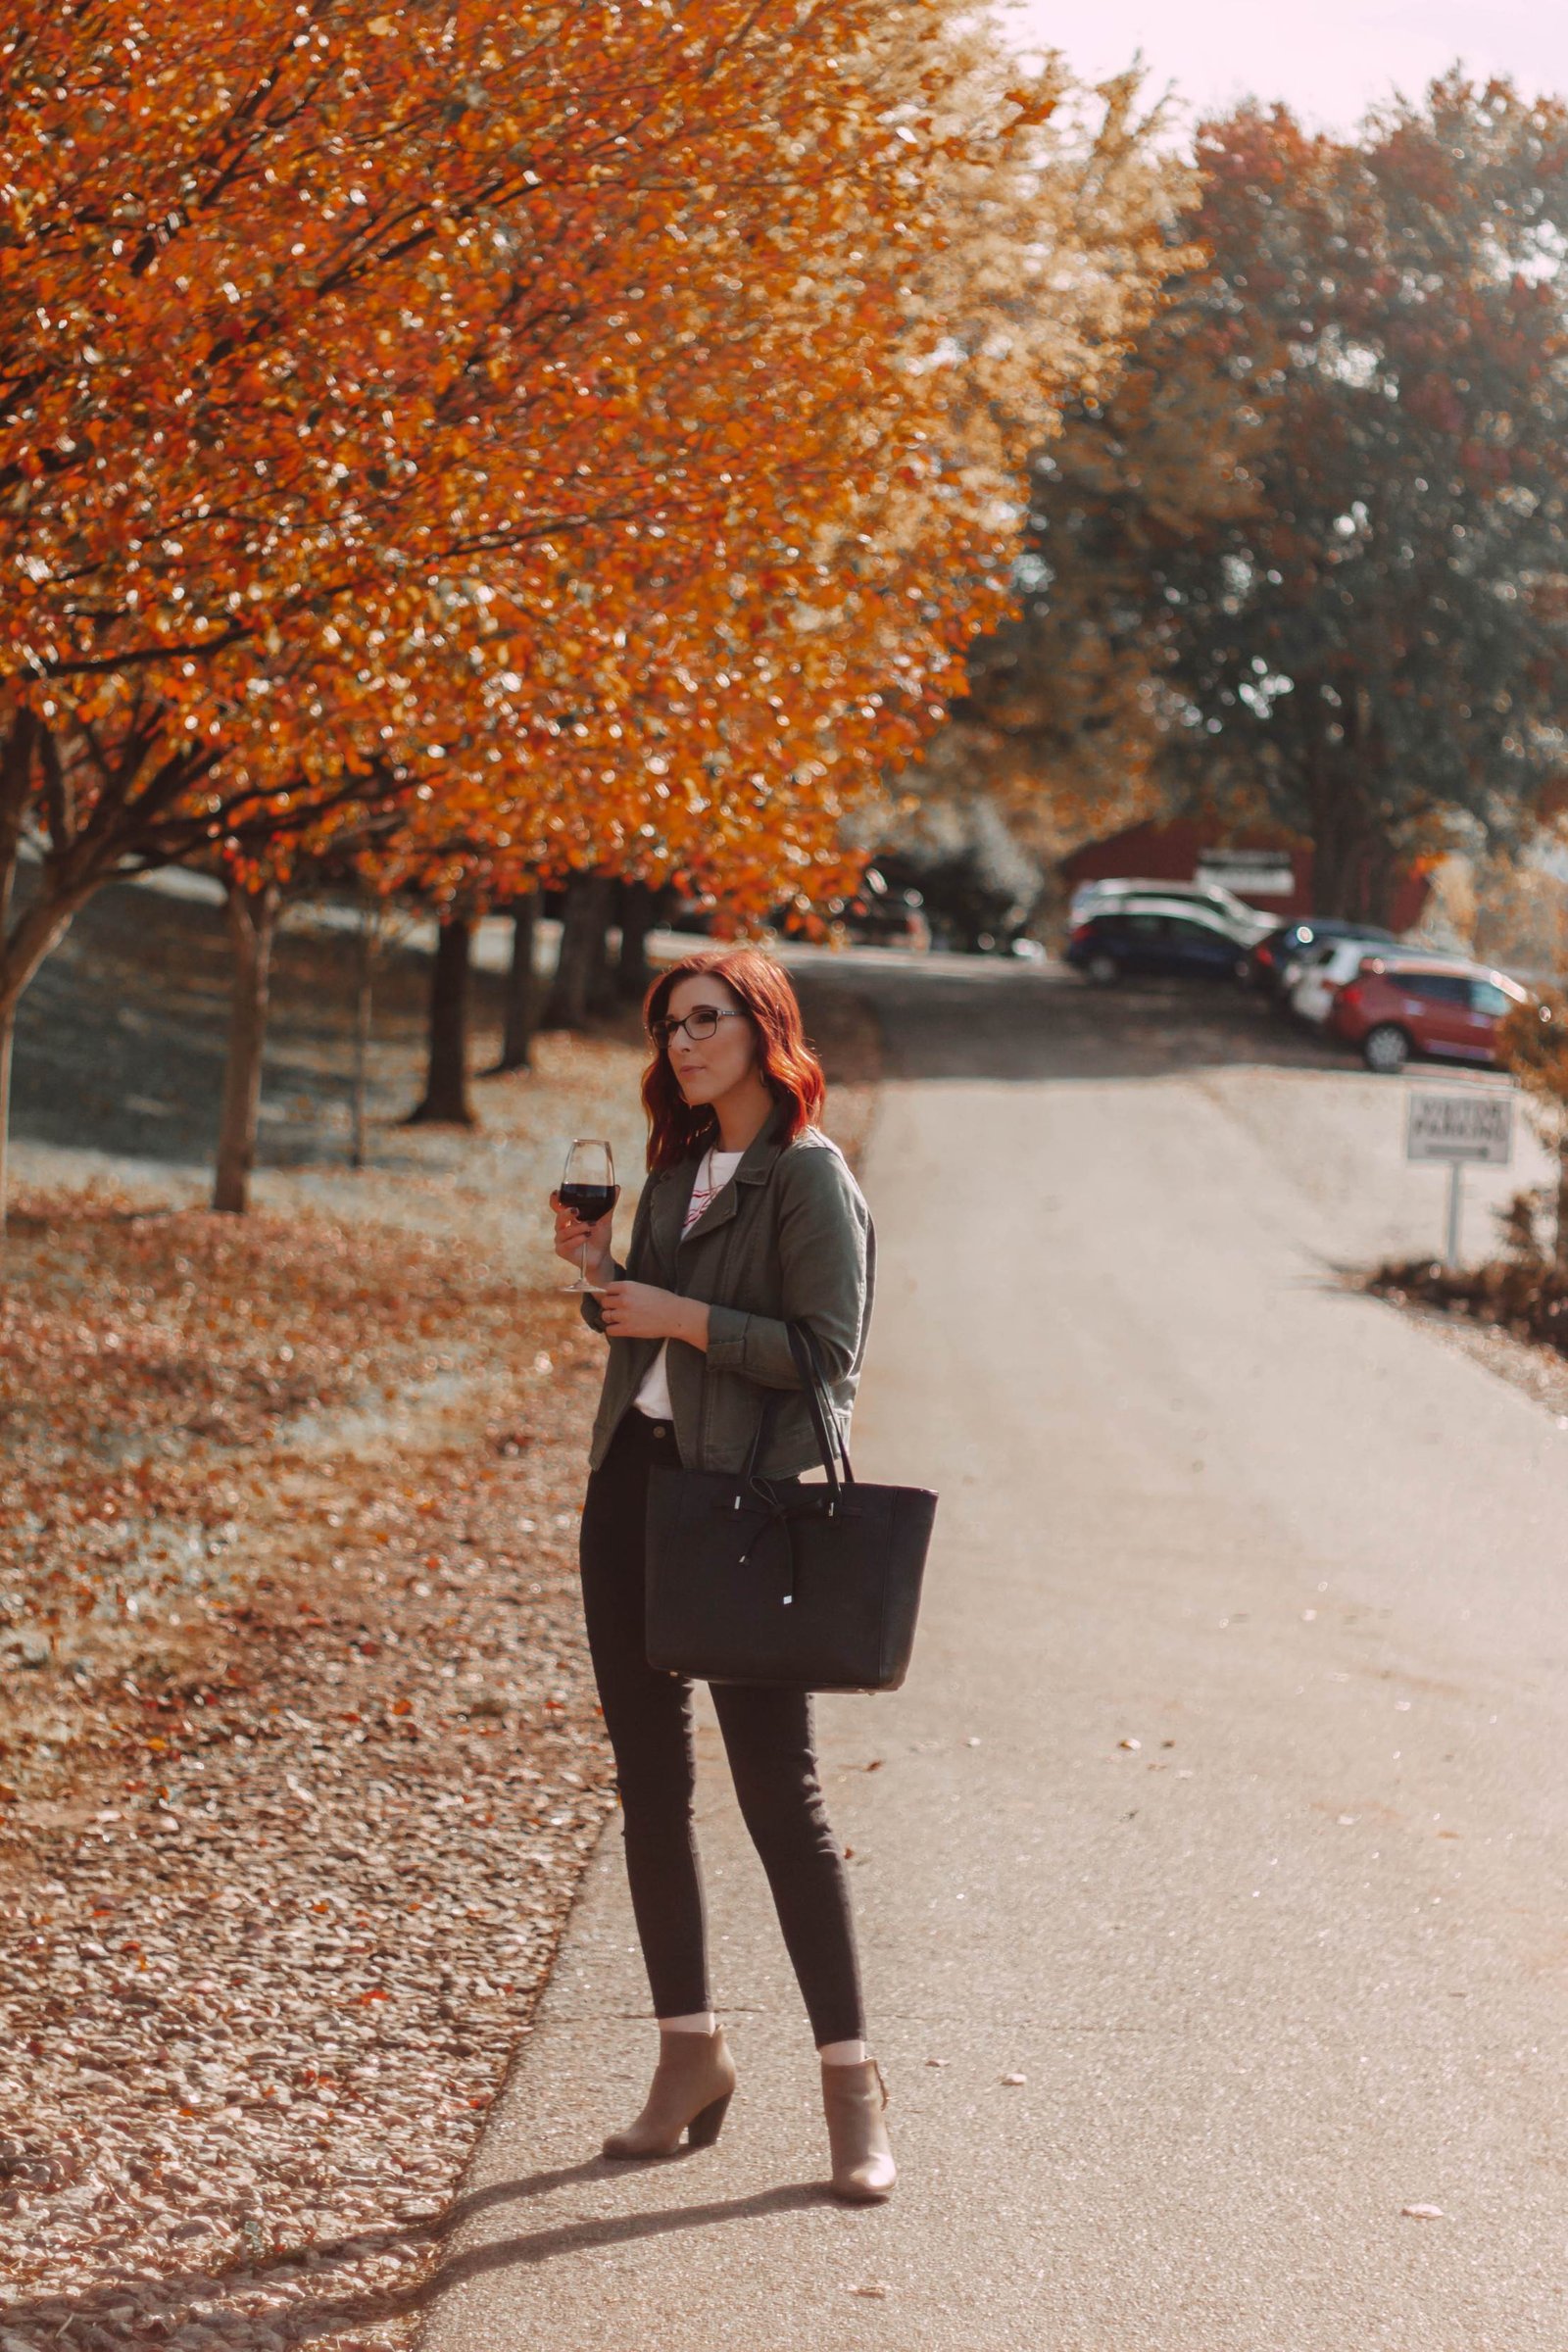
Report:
649,1005,750,1052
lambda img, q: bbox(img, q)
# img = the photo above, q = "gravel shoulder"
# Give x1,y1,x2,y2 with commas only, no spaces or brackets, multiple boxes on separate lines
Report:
1362,1288,1568,1422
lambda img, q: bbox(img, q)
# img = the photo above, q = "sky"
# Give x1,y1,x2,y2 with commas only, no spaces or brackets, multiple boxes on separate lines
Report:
1004,1,1568,135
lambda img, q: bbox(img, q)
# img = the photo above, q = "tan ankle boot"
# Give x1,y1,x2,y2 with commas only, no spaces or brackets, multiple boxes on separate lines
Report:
602,2027,737,2160
821,2057,896,2202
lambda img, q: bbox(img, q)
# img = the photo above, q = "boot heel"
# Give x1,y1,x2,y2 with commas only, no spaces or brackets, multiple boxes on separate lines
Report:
685,2089,732,2148
602,2026,737,2159
821,2058,896,2201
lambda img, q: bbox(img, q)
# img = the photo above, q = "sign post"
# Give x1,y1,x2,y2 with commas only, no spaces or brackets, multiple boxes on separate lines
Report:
1404,1089,1514,1266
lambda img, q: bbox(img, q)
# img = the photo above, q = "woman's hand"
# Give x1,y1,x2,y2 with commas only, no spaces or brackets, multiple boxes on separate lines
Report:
598,1282,710,1348
550,1189,614,1287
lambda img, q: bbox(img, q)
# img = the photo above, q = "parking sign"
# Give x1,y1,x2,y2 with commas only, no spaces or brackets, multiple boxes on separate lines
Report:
1405,1090,1513,1166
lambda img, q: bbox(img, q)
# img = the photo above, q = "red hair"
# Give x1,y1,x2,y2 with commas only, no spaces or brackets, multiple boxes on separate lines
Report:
641,949,826,1172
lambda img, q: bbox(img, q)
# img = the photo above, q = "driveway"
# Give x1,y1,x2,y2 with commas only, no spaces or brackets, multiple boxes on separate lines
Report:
419,958,1568,2351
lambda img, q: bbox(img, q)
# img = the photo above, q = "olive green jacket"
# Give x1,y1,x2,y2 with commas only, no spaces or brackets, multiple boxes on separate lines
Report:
581,1108,874,1477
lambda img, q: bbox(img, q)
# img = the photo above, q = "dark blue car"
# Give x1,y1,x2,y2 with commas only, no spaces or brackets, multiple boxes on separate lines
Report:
1065,902,1250,985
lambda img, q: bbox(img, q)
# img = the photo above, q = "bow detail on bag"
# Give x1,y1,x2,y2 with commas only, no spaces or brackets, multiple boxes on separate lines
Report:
726,1474,844,1603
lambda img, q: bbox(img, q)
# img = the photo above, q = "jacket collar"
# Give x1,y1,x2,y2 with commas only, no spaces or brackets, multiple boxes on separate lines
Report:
734,1098,794,1185
665,1101,792,1252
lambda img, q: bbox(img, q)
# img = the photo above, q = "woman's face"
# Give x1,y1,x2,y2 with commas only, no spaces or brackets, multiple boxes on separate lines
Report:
662,973,759,1109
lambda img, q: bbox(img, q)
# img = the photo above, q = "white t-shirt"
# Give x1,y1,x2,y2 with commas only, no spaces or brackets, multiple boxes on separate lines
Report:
633,1146,745,1422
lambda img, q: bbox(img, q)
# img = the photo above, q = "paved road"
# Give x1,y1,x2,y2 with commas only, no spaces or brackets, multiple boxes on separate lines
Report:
420,962,1568,2352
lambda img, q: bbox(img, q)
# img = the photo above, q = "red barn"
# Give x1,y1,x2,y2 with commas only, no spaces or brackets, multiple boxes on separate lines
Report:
1057,819,1430,931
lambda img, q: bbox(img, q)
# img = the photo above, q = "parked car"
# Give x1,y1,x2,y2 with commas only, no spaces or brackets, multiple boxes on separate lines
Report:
1244,917,1396,997
1328,956,1531,1073
1287,935,1392,1025
834,866,929,950
1068,875,1276,943
1065,900,1252,986
866,848,1029,954
1290,933,1475,1026
773,865,932,951
843,872,931,952
1298,934,1472,1013
1079,888,1264,956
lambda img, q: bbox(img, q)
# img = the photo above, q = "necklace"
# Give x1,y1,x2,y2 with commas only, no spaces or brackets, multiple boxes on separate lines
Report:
685,1146,719,1228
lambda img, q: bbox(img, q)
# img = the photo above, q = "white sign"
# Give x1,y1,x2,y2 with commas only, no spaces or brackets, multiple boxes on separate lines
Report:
1406,1090,1513,1166
1195,854,1295,899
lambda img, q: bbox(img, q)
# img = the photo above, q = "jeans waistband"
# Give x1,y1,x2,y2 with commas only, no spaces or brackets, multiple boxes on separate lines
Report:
612,1410,676,1451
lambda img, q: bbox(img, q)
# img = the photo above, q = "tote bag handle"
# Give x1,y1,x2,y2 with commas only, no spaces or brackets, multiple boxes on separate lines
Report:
740,1321,856,1497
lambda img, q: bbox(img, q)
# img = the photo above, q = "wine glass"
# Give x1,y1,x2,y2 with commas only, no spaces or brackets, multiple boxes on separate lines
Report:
559,1138,618,1294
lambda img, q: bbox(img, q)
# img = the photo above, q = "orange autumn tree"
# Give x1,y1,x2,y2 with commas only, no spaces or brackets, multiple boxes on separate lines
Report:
290,31,1192,1110
0,0,1181,1216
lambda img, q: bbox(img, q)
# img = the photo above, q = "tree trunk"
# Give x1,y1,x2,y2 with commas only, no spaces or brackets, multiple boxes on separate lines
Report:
1309,689,1403,926
214,879,281,1214
0,709,34,953
543,872,614,1030
0,996,14,1248
587,893,620,1018
1557,1136,1568,1273
1308,778,1379,921
0,712,73,1237
0,891,94,1239
486,889,541,1073
405,914,477,1125
616,879,659,1003
351,901,376,1169
1360,840,1400,929
1307,773,1353,918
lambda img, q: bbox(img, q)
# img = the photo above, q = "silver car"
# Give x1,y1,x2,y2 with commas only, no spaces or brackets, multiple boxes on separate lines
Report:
1068,875,1276,945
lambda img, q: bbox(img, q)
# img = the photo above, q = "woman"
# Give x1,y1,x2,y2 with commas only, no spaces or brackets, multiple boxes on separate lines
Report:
550,947,894,2202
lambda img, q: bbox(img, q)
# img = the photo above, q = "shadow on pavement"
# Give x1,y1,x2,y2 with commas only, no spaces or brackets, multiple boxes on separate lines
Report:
0,2166,833,2349
795,954,1344,1086
436,2174,829,2285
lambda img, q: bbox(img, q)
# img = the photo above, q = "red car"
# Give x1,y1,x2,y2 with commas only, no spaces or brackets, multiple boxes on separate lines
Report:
1328,955,1530,1074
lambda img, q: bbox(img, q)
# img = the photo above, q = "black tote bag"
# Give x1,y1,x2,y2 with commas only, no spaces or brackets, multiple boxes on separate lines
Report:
644,1324,936,1691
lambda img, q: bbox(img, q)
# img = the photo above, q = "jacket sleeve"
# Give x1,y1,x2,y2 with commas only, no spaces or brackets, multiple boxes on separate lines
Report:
578,1174,651,1337
704,1146,870,1389
578,1274,623,1338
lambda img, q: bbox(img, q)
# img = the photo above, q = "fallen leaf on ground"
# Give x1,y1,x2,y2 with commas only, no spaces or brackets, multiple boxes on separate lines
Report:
0,1196,619,2352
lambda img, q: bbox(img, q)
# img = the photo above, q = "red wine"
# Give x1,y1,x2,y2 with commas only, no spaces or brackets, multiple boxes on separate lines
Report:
560,1182,619,1223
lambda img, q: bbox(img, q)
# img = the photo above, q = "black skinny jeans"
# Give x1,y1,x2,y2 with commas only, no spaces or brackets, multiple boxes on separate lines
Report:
578,1410,865,2046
